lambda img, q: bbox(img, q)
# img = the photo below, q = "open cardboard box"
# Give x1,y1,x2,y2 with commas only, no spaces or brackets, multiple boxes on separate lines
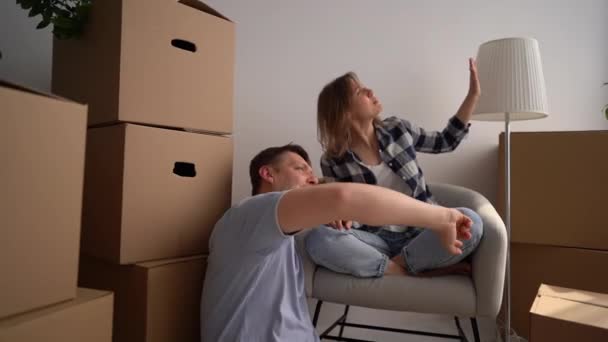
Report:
530,284,608,341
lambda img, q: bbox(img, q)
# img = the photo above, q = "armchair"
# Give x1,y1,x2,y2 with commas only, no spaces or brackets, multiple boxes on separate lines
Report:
295,183,508,341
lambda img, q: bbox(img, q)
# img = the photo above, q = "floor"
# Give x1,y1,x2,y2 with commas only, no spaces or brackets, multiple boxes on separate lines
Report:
307,299,501,342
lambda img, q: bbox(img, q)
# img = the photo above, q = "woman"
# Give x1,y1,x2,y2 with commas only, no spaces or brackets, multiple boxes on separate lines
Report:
305,59,483,277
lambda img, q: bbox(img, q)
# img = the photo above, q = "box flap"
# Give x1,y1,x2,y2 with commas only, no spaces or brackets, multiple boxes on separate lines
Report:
531,284,608,330
0,288,112,327
137,255,205,269
178,0,232,22
0,78,81,104
537,284,608,309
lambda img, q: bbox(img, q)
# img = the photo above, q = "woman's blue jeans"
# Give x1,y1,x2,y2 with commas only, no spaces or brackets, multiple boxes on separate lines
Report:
304,207,483,277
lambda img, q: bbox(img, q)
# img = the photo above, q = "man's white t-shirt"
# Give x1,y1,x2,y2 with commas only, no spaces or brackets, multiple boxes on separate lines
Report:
200,191,319,342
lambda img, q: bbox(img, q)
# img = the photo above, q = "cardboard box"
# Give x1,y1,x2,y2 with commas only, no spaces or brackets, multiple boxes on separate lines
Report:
506,243,608,339
0,288,113,342
530,284,608,341
498,131,608,250
79,255,206,342
52,0,234,133
82,123,232,264
0,80,87,318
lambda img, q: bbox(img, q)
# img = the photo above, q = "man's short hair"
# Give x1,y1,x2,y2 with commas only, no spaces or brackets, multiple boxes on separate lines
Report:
249,144,311,195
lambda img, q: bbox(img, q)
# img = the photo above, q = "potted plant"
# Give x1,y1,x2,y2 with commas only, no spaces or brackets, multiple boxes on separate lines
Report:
16,0,92,39
0,1,90,59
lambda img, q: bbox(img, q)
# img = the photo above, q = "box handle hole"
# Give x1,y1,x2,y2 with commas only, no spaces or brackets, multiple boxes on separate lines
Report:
171,39,197,53
173,162,196,177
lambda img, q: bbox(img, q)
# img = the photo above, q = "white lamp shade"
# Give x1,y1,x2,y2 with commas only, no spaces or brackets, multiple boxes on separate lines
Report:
473,37,549,121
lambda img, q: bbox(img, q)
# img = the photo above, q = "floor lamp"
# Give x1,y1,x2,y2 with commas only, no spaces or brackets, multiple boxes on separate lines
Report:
472,37,549,342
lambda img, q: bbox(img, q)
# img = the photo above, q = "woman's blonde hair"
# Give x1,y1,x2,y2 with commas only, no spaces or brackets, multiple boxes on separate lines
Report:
317,72,358,158
317,71,380,158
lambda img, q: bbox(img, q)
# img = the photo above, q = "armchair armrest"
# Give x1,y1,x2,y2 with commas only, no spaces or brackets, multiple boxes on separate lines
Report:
430,183,508,317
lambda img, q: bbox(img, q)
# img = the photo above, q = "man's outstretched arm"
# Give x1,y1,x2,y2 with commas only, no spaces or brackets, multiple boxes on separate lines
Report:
277,183,472,255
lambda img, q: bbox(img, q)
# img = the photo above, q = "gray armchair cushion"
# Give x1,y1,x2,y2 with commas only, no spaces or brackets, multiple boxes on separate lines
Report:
313,270,476,315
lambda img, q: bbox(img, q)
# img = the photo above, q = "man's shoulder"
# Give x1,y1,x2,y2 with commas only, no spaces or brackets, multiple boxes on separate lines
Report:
213,192,285,235
210,191,289,252
232,192,284,211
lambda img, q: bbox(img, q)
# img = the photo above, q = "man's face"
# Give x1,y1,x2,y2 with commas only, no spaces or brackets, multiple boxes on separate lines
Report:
267,152,318,191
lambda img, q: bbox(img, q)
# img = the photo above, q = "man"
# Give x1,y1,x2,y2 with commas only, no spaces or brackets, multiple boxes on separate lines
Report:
200,144,472,342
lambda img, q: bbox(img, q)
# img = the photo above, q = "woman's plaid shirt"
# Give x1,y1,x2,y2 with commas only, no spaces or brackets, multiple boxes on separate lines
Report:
320,115,470,205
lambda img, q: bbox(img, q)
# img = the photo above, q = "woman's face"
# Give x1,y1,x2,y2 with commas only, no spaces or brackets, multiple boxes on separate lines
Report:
347,78,382,121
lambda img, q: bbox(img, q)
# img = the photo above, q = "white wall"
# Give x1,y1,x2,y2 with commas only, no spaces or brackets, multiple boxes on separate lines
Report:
204,0,608,204
2,0,607,204
0,1,53,91
202,4,606,333
2,1,606,340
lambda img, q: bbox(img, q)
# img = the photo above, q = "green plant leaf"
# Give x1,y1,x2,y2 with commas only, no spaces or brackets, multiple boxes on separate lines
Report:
28,2,44,17
604,105,608,121
52,15,74,28
36,17,51,29
18,0,33,10
53,8,72,18
53,25,73,40
76,2,91,17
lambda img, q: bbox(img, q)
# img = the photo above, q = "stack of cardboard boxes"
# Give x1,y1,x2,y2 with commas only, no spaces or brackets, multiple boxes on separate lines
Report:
51,0,235,341
1,81,113,341
498,131,608,339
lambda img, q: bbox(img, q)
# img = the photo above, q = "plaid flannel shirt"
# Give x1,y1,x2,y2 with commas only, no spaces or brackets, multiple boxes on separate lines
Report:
320,115,470,205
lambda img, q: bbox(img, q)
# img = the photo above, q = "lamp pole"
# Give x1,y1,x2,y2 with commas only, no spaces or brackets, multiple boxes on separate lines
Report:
505,112,511,342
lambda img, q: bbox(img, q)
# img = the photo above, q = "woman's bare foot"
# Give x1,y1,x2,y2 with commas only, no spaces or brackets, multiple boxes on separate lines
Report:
384,259,408,276
390,254,407,268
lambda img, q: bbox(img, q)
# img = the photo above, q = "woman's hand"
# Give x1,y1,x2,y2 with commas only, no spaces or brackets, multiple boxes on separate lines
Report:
455,58,481,124
468,58,480,98
328,220,353,230
435,208,473,255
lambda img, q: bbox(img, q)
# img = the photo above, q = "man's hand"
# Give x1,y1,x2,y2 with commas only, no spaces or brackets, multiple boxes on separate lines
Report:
436,209,473,255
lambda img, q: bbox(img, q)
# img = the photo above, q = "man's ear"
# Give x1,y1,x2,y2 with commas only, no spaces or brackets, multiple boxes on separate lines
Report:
259,165,274,184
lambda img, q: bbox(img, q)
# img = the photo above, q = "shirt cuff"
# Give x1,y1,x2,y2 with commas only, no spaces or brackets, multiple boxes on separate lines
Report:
449,116,471,133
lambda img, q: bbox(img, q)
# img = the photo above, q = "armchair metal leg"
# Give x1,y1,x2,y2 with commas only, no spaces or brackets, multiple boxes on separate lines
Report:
470,318,481,342
315,302,464,341
338,305,350,338
454,317,468,342
454,317,482,342
313,300,323,327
